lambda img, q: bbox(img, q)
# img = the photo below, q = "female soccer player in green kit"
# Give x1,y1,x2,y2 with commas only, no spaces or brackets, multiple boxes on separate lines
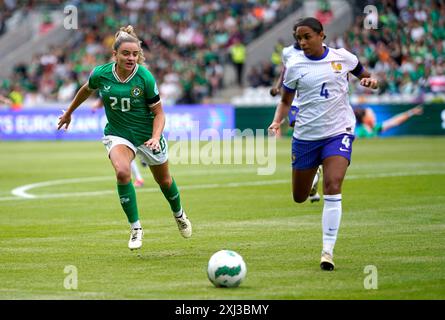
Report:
57,26,191,250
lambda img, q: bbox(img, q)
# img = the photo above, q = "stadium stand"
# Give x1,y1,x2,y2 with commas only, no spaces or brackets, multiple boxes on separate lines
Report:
2,0,444,108
334,0,445,99
0,0,302,108
239,0,445,105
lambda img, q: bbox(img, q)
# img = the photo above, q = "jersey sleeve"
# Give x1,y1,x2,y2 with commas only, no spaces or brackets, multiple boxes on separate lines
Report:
282,65,299,92
141,66,161,107
339,48,362,75
281,47,288,65
88,66,100,90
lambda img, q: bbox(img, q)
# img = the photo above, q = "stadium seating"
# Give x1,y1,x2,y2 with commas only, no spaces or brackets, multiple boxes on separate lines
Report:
0,0,301,107
242,0,445,105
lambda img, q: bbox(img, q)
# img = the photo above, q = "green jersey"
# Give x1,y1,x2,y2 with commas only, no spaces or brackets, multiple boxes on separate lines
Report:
88,62,161,146
355,123,382,138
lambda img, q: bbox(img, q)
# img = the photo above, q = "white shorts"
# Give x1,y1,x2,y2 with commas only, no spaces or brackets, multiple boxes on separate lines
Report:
102,135,168,166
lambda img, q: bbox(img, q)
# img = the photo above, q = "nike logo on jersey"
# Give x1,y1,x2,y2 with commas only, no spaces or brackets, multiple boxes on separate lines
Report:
339,147,349,152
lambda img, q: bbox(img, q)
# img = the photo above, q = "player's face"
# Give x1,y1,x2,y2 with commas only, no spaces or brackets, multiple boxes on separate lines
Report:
295,26,324,56
114,42,140,72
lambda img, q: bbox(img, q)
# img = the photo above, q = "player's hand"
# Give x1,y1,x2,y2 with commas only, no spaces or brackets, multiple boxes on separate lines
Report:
269,87,280,97
360,78,378,89
144,137,160,152
268,121,281,136
57,110,71,130
410,105,424,116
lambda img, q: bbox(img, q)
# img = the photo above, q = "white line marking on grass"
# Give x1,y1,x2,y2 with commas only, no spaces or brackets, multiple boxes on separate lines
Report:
11,176,112,199
2,170,444,202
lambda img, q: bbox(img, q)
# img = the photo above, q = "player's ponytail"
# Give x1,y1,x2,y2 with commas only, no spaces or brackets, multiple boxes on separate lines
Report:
293,17,327,40
112,25,145,64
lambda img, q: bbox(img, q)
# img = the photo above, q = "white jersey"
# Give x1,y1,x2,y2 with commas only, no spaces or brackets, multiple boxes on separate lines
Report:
283,46,359,140
281,44,303,107
282,44,302,67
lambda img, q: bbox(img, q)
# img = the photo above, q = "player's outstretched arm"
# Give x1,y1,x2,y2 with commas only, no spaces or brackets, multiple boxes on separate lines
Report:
381,105,424,132
57,83,95,130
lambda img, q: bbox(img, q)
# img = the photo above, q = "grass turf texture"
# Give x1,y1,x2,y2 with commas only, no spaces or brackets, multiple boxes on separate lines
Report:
0,137,444,299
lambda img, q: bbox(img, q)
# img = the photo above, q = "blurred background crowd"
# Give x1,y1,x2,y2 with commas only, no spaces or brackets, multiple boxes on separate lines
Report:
249,0,445,97
0,0,298,108
0,0,444,110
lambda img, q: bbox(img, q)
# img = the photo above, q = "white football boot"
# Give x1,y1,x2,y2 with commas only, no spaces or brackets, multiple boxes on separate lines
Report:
128,228,144,250
320,251,335,271
175,210,192,238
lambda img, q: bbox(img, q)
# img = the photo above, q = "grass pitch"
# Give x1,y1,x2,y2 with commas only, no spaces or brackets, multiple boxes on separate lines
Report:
0,137,444,300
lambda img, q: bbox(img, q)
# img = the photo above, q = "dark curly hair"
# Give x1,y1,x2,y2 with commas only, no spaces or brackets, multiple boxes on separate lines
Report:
293,17,326,40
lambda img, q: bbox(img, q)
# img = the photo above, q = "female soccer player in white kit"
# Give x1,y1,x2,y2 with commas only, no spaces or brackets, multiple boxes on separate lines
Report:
270,31,322,203
268,17,379,271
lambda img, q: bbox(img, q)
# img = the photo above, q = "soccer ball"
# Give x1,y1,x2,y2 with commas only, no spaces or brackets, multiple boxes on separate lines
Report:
207,250,247,288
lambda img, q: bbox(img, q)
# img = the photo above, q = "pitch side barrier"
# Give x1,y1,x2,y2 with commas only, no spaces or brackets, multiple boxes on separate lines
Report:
235,103,445,136
1,103,444,140
0,104,235,141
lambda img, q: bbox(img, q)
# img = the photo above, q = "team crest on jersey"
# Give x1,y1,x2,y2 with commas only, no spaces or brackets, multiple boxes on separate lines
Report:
331,62,342,73
131,86,143,97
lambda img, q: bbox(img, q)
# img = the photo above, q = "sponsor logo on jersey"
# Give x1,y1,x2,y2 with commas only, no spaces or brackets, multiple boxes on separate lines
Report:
131,86,143,97
331,61,342,73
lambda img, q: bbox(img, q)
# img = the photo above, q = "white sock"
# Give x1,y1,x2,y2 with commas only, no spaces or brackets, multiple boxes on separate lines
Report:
322,194,342,256
131,160,143,181
173,207,183,218
130,220,142,229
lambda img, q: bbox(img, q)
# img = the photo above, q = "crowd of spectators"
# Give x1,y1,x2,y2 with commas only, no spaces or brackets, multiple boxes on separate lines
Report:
0,0,300,109
247,0,445,99
335,0,445,96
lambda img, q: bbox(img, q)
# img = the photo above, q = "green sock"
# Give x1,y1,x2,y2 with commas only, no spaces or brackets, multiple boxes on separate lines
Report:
160,177,182,214
117,181,139,223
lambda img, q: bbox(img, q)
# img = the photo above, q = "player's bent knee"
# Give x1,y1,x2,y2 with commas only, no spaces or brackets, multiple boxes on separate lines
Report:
293,193,307,203
116,170,132,184
324,180,342,195
155,177,172,189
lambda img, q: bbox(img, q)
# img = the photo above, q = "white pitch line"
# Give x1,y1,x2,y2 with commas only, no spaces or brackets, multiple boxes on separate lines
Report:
10,168,262,199
10,176,113,199
2,170,444,202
